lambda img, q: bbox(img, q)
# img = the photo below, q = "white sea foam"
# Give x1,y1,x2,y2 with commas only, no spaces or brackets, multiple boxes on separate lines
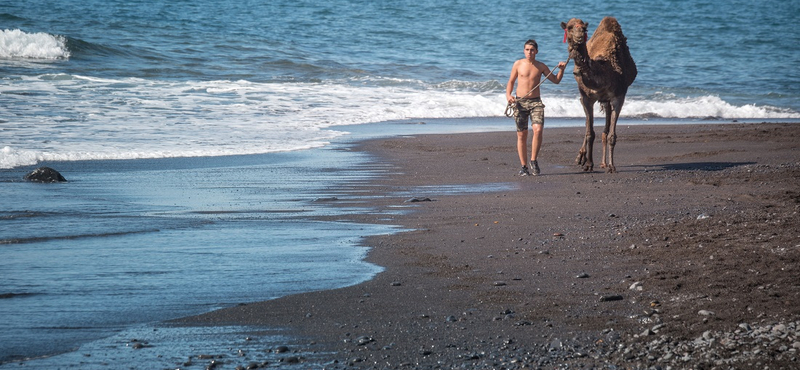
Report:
1,74,798,169
544,95,800,120
0,29,70,59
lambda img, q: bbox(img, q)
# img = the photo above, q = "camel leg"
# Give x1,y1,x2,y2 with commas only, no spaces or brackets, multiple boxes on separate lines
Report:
605,97,625,173
575,108,589,167
600,102,611,169
575,95,595,172
576,130,589,168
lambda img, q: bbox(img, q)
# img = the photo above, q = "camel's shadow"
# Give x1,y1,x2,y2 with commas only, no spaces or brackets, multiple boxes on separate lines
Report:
633,161,756,172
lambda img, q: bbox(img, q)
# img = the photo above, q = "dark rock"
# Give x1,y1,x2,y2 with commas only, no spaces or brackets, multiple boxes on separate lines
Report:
24,167,67,182
599,295,624,302
0,292,35,299
356,336,374,345
280,356,301,364
405,197,433,203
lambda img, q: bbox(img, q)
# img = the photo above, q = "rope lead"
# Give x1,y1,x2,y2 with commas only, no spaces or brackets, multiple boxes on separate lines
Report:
505,58,570,118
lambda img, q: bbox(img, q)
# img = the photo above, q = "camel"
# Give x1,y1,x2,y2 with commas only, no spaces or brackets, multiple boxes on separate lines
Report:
561,17,637,173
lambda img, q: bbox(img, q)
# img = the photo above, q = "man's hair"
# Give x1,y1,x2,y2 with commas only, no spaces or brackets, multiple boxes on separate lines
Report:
525,39,538,50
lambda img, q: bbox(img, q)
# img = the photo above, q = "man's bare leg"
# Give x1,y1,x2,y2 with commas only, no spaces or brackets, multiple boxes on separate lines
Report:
530,124,543,175
517,130,531,175
517,130,529,166
530,124,543,161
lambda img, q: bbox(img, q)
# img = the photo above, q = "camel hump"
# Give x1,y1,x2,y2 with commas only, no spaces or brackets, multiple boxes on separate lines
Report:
588,16,637,86
596,17,622,34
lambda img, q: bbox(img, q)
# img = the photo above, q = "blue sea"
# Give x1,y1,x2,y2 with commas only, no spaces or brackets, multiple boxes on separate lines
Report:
2,0,799,367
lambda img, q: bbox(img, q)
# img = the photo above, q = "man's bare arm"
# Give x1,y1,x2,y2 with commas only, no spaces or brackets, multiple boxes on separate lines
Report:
547,61,567,84
506,61,520,103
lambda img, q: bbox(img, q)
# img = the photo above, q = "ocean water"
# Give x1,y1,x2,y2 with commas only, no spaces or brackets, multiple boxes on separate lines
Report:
0,148,406,366
1,0,799,367
2,0,799,168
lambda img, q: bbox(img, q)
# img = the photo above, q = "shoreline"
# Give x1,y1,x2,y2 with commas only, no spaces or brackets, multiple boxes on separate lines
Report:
179,122,800,368
0,139,394,366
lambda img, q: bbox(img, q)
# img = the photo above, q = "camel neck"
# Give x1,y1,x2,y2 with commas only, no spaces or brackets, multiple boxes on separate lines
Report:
570,44,589,66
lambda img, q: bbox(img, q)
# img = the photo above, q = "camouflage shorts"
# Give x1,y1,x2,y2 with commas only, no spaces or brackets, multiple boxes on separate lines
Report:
514,98,545,131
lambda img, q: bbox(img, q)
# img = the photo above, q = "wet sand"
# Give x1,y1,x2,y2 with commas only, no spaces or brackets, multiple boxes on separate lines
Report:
180,122,800,368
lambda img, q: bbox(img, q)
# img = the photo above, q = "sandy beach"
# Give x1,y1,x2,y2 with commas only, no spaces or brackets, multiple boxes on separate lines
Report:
180,122,800,369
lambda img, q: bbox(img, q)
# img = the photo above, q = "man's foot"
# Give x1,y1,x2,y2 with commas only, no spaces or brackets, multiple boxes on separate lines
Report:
530,160,540,175
518,166,532,176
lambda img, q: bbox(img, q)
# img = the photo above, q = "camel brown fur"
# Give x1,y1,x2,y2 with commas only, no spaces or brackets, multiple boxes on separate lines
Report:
561,17,637,173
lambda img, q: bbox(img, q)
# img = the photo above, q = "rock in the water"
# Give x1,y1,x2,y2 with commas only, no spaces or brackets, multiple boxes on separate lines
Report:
24,167,67,183
405,197,433,203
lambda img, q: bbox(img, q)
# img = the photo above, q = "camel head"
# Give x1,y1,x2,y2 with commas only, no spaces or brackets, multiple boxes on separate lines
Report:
561,18,589,48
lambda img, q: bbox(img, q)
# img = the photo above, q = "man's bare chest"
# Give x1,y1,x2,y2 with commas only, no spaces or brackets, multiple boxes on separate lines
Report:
518,63,543,78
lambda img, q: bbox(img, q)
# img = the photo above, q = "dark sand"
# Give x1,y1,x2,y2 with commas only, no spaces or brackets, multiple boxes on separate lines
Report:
180,122,799,368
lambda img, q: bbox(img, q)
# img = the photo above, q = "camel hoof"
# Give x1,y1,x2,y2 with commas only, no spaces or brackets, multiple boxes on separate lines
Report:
575,153,587,166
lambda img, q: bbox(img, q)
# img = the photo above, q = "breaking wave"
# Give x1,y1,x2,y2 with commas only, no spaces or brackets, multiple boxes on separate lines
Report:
0,29,70,59
545,94,800,120
1,73,798,170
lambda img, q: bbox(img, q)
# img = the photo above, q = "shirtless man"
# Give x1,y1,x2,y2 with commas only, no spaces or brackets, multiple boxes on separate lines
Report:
506,39,567,176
